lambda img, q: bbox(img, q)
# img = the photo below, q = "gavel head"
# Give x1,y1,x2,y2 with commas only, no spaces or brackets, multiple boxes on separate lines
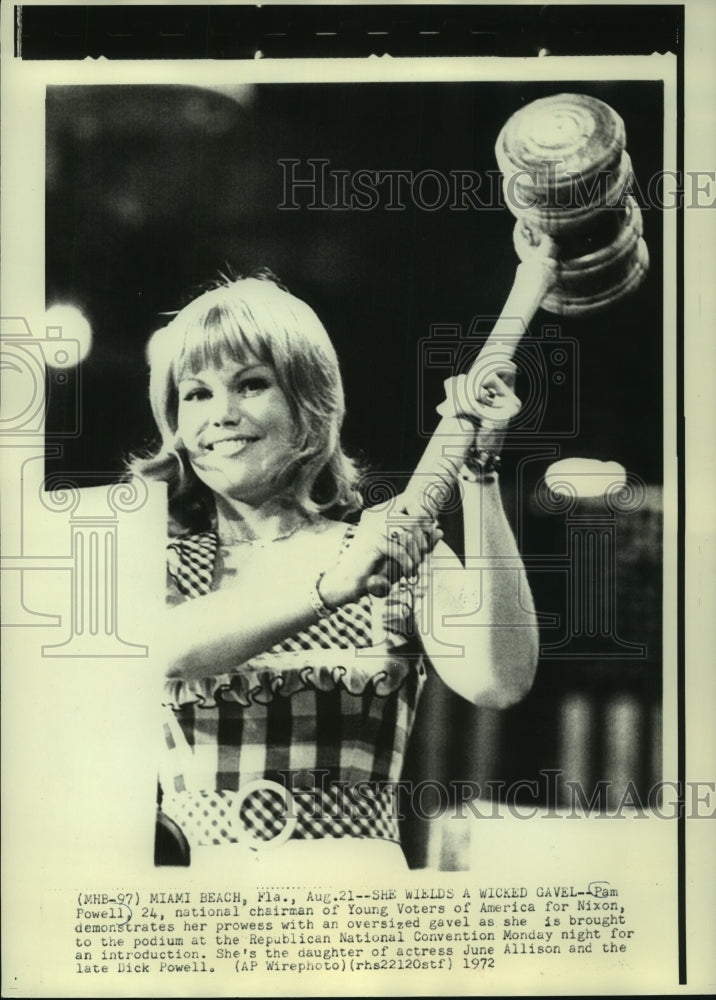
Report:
495,93,649,315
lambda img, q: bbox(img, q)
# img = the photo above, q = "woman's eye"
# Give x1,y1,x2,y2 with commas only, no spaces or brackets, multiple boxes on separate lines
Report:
239,377,269,394
182,387,210,402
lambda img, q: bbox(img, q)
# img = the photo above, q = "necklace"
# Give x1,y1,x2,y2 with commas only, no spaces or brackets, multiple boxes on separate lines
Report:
218,518,313,551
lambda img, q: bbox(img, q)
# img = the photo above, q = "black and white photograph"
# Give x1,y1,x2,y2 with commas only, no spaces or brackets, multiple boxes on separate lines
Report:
43,76,667,871
1,3,714,997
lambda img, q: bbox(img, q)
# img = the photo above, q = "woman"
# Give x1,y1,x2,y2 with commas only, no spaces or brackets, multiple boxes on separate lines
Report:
134,269,538,871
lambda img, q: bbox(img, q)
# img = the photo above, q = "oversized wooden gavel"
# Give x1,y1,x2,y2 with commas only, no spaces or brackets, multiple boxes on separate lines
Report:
398,92,649,523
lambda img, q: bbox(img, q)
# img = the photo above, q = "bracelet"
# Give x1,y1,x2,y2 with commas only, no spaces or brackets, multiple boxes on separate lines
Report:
309,571,334,620
460,447,501,483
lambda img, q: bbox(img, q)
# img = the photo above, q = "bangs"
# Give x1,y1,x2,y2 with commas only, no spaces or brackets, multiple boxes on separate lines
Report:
174,302,273,380
140,273,359,523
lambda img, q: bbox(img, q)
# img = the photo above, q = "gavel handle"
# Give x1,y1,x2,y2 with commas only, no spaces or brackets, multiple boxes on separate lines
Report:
366,244,557,597
401,245,558,521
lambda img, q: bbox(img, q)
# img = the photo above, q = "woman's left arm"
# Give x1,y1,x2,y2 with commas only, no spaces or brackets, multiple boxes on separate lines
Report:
420,474,539,709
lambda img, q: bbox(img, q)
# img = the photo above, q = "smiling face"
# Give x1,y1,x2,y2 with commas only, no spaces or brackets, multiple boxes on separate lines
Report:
177,355,298,508
143,275,358,530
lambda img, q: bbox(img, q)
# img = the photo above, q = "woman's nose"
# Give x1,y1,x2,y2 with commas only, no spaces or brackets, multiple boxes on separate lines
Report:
211,389,241,425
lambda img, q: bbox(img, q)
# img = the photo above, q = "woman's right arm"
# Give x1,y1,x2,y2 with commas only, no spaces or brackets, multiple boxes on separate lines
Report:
162,560,337,680
161,512,441,681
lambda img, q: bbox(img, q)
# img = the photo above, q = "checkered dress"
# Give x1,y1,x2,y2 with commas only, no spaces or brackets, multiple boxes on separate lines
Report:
159,527,427,849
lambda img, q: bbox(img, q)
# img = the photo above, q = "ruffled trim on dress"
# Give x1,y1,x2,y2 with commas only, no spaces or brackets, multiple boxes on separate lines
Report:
164,528,424,709
163,654,419,709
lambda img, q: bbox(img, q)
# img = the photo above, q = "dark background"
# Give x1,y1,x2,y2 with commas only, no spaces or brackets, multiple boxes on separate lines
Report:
46,80,663,481
45,79,665,865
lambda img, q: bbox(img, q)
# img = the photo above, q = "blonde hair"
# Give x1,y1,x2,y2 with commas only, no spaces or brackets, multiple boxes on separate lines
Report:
130,271,362,535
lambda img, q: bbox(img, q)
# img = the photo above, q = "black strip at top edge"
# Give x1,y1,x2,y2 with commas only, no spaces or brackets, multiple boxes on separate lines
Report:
16,4,682,60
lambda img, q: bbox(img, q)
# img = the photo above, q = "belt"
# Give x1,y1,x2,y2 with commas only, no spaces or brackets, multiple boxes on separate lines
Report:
161,779,401,850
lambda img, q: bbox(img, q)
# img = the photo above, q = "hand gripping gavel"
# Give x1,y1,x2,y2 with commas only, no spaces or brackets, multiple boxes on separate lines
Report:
399,92,649,524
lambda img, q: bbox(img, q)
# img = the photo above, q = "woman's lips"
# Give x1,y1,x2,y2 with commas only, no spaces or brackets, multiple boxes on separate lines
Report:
206,437,258,455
